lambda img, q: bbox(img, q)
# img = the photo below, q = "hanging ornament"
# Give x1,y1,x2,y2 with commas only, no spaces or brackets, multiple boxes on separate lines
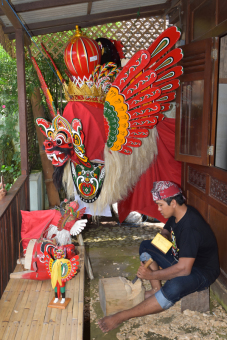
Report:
64,25,101,82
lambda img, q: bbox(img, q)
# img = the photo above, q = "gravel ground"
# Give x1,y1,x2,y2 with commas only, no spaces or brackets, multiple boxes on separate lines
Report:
80,217,227,340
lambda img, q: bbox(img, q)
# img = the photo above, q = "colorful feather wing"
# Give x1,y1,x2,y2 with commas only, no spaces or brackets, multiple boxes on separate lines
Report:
44,251,54,278
61,255,80,282
31,57,57,119
104,26,183,155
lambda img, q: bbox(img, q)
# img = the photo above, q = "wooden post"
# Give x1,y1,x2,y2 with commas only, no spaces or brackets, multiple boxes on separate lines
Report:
31,87,60,207
15,29,29,177
77,234,94,280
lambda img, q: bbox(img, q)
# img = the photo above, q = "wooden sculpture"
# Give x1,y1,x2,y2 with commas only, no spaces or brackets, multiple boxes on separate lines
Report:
44,247,79,309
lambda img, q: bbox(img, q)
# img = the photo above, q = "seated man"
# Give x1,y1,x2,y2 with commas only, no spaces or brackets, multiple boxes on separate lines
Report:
98,181,220,333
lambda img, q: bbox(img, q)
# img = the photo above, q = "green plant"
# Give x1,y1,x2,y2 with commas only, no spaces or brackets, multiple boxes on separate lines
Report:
0,45,21,188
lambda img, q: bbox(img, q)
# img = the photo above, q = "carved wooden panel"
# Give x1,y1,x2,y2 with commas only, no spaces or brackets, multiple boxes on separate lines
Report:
210,177,227,205
187,190,206,221
188,166,206,192
208,205,227,274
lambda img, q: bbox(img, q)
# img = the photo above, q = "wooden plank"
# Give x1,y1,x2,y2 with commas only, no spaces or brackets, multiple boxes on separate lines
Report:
39,323,49,340
33,280,52,321
43,289,54,323
49,305,57,323
46,321,55,339
79,254,85,304
70,319,78,340
11,280,33,322
0,322,8,340
29,321,44,340
16,290,40,340
65,312,72,340
0,279,26,322
14,308,29,340
13,0,103,12
72,272,80,321
52,309,62,340
77,302,84,340
26,321,38,340
8,280,29,323
58,309,68,339
1,322,11,340
25,280,41,309
2,321,19,340
0,0,22,29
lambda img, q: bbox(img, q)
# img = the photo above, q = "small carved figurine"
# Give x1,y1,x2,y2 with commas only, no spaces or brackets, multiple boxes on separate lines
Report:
45,247,79,304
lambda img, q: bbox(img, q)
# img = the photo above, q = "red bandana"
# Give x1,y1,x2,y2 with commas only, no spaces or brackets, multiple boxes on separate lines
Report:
151,181,183,201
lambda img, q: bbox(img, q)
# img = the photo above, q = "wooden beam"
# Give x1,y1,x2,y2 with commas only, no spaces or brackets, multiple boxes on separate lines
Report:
0,0,21,29
8,9,166,39
11,0,103,13
15,29,29,176
87,2,92,15
4,3,169,36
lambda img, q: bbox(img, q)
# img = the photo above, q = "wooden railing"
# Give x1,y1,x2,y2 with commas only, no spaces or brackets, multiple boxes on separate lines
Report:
0,175,29,297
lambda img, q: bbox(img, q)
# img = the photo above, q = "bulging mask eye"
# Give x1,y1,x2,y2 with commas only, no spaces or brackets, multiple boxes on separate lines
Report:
56,138,63,145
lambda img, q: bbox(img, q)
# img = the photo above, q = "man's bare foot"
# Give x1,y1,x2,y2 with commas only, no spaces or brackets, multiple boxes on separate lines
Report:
98,313,124,332
145,288,158,299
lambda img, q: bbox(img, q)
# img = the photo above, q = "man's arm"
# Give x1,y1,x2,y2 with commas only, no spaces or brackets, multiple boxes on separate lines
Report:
137,257,195,281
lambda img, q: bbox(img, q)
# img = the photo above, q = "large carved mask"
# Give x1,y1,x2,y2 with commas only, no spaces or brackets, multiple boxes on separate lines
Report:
36,114,105,203
37,114,87,166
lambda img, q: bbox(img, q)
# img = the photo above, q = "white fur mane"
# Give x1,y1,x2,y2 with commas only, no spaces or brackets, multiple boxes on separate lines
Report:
62,128,158,214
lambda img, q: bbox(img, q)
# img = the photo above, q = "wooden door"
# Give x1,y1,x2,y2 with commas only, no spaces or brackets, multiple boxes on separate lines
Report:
176,36,227,281
175,37,219,165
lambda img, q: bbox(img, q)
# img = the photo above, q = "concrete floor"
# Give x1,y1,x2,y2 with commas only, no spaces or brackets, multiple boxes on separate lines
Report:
81,217,227,340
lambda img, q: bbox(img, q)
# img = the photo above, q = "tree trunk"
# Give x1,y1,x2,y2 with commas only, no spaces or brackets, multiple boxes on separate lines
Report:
31,87,60,208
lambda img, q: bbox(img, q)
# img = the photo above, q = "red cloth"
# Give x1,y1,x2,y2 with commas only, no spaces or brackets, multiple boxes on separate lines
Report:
63,101,106,161
118,118,181,223
151,181,182,201
21,210,76,251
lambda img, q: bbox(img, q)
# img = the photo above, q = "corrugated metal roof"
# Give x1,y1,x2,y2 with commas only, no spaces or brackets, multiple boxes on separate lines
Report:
91,0,167,14
1,3,88,26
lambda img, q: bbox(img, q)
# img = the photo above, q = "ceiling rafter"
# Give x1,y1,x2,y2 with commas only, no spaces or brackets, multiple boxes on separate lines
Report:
7,8,166,40
87,2,93,15
0,0,22,29
8,0,103,13
0,0,31,46
3,4,169,35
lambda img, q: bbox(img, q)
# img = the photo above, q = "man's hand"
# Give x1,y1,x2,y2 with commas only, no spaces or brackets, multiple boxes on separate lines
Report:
70,219,88,236
161,229,171,241
137,262,153,281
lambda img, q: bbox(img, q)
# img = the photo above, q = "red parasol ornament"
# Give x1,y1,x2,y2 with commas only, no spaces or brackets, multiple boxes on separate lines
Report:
64,25,101,82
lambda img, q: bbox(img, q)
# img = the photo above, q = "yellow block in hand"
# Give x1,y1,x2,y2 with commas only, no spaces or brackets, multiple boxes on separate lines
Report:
151,233,172,254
